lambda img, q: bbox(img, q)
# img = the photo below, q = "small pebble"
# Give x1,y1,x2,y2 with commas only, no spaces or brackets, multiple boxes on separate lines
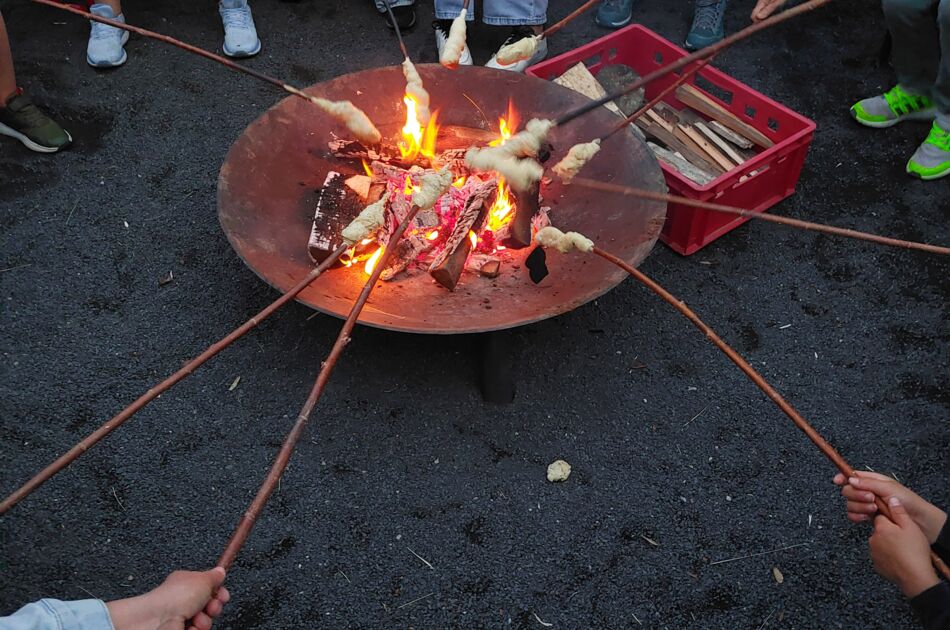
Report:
546,459,571,482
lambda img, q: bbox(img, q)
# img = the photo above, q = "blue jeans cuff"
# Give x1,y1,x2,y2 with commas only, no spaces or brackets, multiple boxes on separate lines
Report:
482,15,546,25
434,11,476,20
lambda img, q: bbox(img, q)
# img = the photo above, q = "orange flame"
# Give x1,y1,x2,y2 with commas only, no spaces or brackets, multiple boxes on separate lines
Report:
487,178,514,233
426,230,440,240
399,95,440,162
403,174,414,196
489,100,520,147
468,230,478,249
361,159,373,178
452,176,466,189
364,246,384,275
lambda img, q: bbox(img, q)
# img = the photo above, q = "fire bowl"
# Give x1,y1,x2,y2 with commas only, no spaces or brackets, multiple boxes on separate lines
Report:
218,64,666,334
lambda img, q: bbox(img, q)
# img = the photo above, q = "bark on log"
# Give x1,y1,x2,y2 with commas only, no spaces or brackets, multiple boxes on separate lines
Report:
308,171,365,263
429,180,497,291
506,180,541,249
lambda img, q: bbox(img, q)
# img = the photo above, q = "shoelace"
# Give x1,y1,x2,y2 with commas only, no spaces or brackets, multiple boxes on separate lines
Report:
926,124,950,151
221,7,252,31
884,85,928,116
90,19,121,41
693,0,726,31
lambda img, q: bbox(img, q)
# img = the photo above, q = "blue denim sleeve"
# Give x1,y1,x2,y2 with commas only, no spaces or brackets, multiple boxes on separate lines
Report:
0,599,114,630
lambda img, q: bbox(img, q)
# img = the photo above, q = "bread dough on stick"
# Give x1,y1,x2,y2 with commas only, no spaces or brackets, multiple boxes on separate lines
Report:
496,34,540,65
501,118,554,158
307,95,382,146
402,58,432,126
465,146,543,192
342,197,387,246
552,139,601,184
535,226,595,253
413,167,454,210
440,8,468,68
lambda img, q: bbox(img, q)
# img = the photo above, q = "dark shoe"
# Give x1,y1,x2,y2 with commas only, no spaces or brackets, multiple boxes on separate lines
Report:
0,90,72,153
685,0,728,50
486,25,548,73
595,0,636,29
384,5,417,30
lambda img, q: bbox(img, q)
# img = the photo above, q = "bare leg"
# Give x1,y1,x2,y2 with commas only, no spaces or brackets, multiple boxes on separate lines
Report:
98,0,122,12
0,13,16,103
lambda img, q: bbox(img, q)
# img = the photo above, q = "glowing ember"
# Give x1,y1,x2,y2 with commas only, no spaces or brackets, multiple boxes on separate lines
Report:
452,176,466,188
403,175,414,196
468,230,478,249
364,245,384,275
426,230,440,240
361,159,373,178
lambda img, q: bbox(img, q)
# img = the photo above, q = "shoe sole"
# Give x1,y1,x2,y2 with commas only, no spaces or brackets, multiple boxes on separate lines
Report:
595,14,633,28
0,122,72,153
87,30,130,68
851,108,936,129
907,166,950,181
223,39,262,58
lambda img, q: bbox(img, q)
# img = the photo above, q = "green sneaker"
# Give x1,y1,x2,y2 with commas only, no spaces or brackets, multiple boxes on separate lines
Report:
907,122,950,181
850,85,936,129
0,90,72,153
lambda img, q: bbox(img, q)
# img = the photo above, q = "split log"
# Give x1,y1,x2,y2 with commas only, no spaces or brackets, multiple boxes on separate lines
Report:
437,125,498,150
635,116,720,175
429,180,497,291
647,141,716,185
675,84,774,148
708,120,755,149
554,62,624,117
507,180,541,249
694,121,746,165
680,124,737,172
381,233,432,280
308,171,365,263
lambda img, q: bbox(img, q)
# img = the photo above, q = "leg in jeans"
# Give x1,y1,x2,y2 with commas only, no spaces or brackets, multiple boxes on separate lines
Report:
0,13,16,100
375,0,415,13
435,0,476,21
483,0,547,25
882,0,940,97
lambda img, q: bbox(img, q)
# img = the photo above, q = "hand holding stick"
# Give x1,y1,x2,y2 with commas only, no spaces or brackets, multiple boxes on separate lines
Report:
533,226,950,581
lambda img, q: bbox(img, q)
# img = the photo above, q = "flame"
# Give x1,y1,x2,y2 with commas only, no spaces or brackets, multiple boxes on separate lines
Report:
426,230,440,240
403,175,414,196
487,178,514,233
364,246,384,275
489,100,520,147
468,230,478,249
361,159,373,178
398,95,440,162
452,176,466,189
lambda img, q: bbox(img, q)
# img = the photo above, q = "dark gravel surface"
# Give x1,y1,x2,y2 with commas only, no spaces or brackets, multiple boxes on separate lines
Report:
1,1,947,628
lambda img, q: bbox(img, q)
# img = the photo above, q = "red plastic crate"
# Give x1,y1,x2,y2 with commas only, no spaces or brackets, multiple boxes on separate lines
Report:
528,24,816,255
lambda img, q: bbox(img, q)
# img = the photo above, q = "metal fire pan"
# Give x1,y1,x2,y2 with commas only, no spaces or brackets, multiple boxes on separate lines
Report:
218,64,666,334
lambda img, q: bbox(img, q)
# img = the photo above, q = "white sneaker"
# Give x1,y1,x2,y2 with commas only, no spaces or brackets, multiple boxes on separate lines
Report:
220,0,261,58
433,20,473,66
87,4,129,68
485,27,548,74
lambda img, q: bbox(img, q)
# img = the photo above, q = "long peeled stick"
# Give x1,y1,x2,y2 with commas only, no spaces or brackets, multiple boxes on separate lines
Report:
570,178,950,256
0,245,350,516
205,205,421,587
555,0,833,126
541,0,600,38
588,243,950,581
29,0,380,144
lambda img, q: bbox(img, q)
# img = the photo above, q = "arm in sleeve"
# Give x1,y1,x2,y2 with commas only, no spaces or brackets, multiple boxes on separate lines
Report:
0,599,114,630
909,582,950,630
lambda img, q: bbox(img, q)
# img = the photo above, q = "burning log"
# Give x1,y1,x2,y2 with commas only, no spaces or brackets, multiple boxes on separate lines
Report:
308,171,365,263
429,180,497,291
506,180,541,249
381,233,433,281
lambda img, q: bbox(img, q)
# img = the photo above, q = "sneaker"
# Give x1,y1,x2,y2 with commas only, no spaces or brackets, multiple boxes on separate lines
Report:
434,20,473,66
485,27,548,74
595,0,636,29
0,90,72,153
384,5,417,30
907,121,950,180
220,0,261,58
685,0,728,50
86,4,129,67
851,85,936,128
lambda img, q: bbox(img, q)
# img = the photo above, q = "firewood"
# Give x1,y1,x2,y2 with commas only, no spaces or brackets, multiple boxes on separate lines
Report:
507,180,541,249
694,122,746,165
680,124,736,172
437,125,498,150
345,174,372,199
308,171,365,263
634,117,723,175
381,233,432,281
675,84,774,148
672,124,727,174
429,180,497,291
647,141,716,185
553,62,623,117
708,121,755,149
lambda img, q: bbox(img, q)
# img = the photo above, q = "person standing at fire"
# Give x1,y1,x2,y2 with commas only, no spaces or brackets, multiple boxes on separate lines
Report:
432,0,549,73
753,0,949,181
0,12,71,152
85,0,261,67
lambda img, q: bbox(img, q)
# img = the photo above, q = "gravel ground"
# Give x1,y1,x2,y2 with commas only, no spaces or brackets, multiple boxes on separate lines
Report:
1,1,947,628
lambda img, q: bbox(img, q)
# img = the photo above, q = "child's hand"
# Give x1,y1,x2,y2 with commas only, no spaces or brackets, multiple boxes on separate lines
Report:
833,471,947,543
750,0,789,21
870,497,940,598
107,567,230,630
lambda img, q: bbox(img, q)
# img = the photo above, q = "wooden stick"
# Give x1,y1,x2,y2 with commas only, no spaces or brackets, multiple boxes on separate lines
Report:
383,0,410,59
209,205,420,574
590,245,950,581
602,54,719,141
0,245,349,515
571,178,950,256
28,0,332,111
555,0,834,127
541,0,600,39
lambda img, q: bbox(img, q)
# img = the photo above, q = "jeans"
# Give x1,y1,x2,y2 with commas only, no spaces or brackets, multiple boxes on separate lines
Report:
0,599,112,630
374,0,415,12
434,0,548,25
882,0,950,114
